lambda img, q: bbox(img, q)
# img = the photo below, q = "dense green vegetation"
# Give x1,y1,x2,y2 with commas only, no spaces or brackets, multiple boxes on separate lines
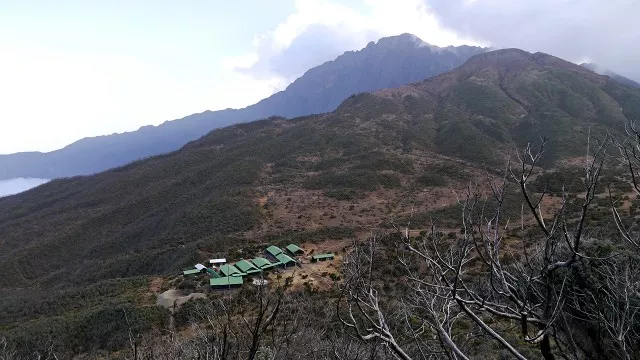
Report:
3,303,167,357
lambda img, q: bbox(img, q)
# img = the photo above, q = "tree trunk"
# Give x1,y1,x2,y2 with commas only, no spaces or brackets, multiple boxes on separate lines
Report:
540,334,555,360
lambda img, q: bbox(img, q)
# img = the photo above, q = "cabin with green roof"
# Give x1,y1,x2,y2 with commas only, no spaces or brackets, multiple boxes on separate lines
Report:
251,257,276,270
235,260,262,275
275,253,297,268
266,245,283,257
285,244,304,256
219,264,244,277
206,268,221,278
210,276,243,289
311,253,335,262
182,269,201,276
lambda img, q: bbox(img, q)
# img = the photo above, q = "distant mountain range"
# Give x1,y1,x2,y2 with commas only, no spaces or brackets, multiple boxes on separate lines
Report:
0,33,486,180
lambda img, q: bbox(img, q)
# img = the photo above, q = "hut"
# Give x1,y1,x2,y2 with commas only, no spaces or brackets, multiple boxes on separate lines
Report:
235,260,262,275
209,258,227,266
311,253,335,262
195,263,207,273
251,257,276,270
182,269,201,276
285,244,304,256
206,268,221,278
275,253,297,268
266,245,284,257
219,264,244,277
210,276,243,289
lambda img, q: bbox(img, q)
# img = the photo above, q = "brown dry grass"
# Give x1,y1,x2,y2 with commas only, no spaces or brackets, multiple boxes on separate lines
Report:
149,277,164,294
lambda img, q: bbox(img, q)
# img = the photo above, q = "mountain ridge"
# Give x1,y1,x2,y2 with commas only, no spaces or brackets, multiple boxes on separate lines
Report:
581,62,640,88
0,34,486,180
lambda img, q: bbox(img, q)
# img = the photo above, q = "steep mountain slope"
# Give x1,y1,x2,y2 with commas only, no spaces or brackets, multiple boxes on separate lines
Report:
3,47,640,288
2,48,640,352
0,33,485,180
581,62,640,88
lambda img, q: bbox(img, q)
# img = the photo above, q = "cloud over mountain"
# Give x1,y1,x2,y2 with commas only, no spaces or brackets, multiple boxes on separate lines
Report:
425,0,640,81
225,0,476,88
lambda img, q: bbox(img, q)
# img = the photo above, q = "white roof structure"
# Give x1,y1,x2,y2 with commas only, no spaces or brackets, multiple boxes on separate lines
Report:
252,278,269,286
209,258,227,264
195,263,206,270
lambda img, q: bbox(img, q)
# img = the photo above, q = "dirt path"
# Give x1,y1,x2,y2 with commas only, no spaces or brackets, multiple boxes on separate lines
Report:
156,289,205,308
156,289,206,333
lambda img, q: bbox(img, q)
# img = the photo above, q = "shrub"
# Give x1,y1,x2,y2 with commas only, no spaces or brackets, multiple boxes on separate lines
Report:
416,173,447,187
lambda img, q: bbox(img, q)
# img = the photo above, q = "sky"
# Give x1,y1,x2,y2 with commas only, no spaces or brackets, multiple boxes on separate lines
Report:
1,0,638,154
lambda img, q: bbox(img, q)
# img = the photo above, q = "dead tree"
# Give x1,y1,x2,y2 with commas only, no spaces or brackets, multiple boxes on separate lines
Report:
188,278,290,360
338,236,447,360
135,275,339,360
0,338,17,360
340,137,640,359
614,121,640,251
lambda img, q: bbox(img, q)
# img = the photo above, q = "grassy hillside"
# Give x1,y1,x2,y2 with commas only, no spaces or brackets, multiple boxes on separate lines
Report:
2,48,640,354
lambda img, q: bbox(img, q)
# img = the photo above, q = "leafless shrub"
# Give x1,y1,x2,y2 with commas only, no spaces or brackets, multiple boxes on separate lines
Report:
340,137,640,359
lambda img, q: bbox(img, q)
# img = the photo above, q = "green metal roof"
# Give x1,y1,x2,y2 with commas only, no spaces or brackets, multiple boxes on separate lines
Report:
275,253,297,265
210,276,243,287
206,268,221,278
312,253,335,260
235,260,262,274
183,269,201,276
266,245,283,256
286,244,304,254
219,264,242,276
251,257,274,269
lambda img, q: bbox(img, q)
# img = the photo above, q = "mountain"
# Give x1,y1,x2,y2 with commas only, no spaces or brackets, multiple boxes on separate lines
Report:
581,62,640,88
3,48,640,353
0,33,485,181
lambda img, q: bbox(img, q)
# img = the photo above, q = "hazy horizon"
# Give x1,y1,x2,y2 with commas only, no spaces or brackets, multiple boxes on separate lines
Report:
0,177,49,197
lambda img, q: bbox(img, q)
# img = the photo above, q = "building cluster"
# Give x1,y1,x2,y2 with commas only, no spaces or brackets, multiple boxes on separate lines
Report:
182,243,335,289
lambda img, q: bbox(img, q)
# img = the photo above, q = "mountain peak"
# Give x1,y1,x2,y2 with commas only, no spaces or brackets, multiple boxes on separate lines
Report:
458,48,603,83
363,33,441,51
378,33,428,46
464,48,539,67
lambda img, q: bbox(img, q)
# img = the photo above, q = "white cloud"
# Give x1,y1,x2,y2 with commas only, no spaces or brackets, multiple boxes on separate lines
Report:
0,46,275,154
363,0,476,46
224,0,479,90
220,52,259,70
267,0,369,50
0,47,200,153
